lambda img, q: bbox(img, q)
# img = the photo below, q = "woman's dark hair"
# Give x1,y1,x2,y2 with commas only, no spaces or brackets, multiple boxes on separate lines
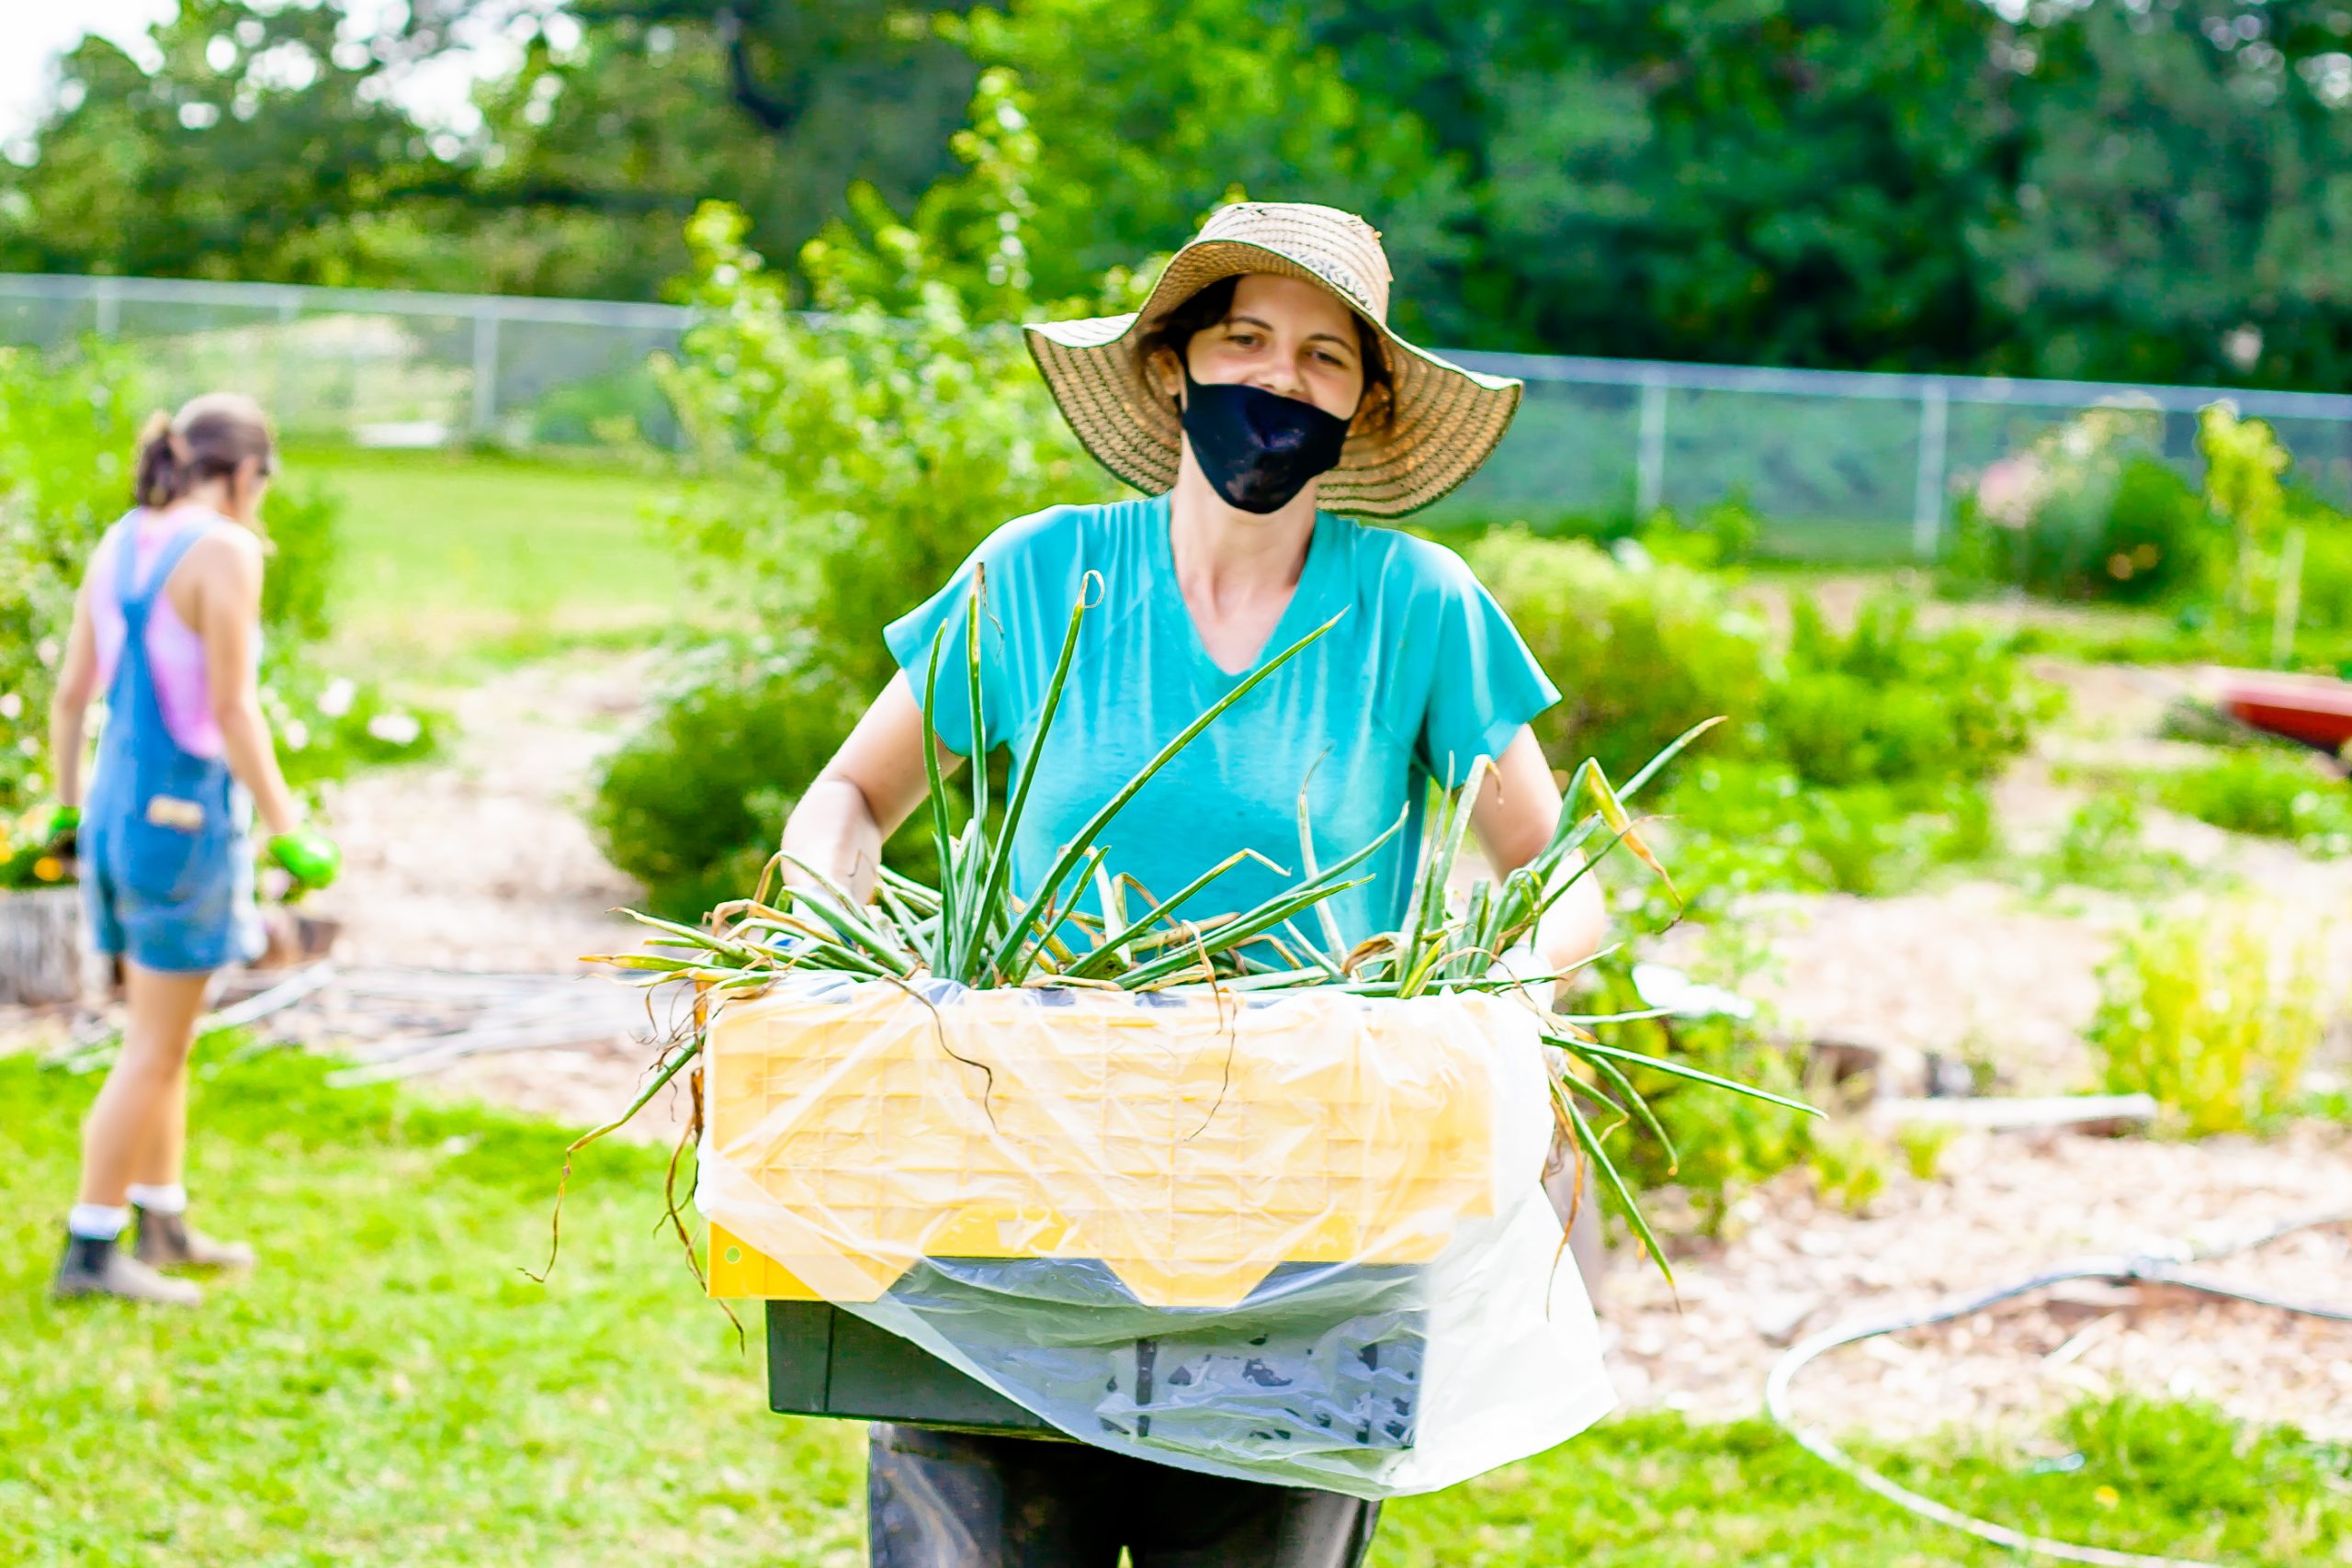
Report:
1138,275,1395,428
134,392,276,511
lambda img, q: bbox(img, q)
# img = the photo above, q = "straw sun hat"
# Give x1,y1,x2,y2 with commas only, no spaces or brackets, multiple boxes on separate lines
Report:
1023,202,1522,519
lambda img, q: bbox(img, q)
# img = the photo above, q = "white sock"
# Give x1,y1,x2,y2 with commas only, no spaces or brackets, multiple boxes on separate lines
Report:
68,1203,130,1241
128,1182,188,1215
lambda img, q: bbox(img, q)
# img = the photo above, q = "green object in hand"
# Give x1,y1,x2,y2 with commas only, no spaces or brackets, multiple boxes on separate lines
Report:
268,828,342,890
42,804,80,861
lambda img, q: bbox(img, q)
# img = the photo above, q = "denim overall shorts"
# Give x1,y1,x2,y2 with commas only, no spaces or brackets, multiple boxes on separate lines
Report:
80,521,264,974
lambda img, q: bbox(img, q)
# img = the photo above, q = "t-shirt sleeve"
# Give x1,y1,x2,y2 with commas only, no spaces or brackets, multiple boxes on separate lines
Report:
882,509,1070,758
1412,542,1561,786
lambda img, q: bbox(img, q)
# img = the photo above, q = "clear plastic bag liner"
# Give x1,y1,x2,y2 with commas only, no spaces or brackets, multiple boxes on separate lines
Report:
697,976,1614,1496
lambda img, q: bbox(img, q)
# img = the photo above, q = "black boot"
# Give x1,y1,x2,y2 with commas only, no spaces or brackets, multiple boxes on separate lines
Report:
51,1231,202,1305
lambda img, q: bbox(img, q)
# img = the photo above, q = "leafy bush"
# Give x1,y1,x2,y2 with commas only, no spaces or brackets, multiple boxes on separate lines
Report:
1465,531,1772,784
2154,751,2352,856
2029,792,2198,899
1657,761,1994,900
1473,533,2047,902
1948,405,2217,604
2291,509,2352,649
588,638,853,917
1581,949,1819,1232
0,344,141,813
1770,597,2050,788
2199,401,2290,622
260,665,438,792
2090,903,2326,1136
256,477,341,648
594,72,1123,905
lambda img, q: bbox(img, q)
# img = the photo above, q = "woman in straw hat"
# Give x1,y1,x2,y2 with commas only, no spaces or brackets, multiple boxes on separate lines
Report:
783,202,1604,1567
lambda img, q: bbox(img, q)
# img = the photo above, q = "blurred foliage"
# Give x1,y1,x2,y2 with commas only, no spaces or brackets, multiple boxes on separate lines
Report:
1469,531,2050,901
1770,596,2049,787
0,344,141,812
14,1,2352,391
1464,530,1772,784
2090,901,2327,1136
593,72,1116,908
1940,400,2352,678
1580,947,1821,1233
2150,750,2352,857
588,637,845,917
2024,792,2201,903
1945,406,2221,604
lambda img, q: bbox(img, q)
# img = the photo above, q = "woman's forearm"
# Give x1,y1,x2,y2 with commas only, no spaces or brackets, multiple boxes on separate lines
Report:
47,700,86,810
782,774,887,904
214,695,300,838
1534,857,1608,977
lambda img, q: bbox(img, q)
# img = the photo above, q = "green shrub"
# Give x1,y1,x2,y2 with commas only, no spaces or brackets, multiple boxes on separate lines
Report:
1771,597,2051,788
2154,751,2352,856
1947,406,2219,604
257,476,341,648
1895,1120,1956,1181
2030,792,2198,899
2090,902,2325,1136
0,343,141,813
259,664,440,793
1465,530,1772,784
1657,761,1994,901
1469,533,2045,901
1584,950,1818,1232
588,636,963,918
590,639,850,907
2292,511,2352,640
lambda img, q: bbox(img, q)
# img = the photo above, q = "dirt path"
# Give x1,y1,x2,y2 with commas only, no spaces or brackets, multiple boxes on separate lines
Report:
322,653,652,974
303,651,697,1140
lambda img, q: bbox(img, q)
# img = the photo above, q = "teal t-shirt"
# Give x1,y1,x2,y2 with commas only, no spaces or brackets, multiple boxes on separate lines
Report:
884,494,1559,952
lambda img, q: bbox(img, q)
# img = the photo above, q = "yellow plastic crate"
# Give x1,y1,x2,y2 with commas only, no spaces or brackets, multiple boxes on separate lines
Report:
702,982,1511,1309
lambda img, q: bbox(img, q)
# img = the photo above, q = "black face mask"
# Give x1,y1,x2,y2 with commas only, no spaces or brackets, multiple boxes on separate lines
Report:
1179,363,1351,514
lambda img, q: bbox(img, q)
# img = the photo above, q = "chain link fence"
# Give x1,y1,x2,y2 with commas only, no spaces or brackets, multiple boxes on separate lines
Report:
7,271,2351,561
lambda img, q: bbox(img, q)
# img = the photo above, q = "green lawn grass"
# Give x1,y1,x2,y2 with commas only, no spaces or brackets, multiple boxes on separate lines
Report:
284,445,700,681
6,1043,2345,1566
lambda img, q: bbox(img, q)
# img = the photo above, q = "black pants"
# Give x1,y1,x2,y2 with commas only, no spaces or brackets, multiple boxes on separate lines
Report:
868,1425,1383,1568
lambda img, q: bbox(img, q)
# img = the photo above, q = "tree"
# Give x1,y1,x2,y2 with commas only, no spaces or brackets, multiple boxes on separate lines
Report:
462,2,978,299
1979,0,2352,388
0,0,440,287
947,0,1477,341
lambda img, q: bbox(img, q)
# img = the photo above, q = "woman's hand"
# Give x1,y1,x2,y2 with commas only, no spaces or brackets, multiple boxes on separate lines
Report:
1470,727,1608,981
782,675,962,904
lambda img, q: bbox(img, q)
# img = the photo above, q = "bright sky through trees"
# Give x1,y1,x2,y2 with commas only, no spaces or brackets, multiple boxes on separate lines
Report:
0,0,546,149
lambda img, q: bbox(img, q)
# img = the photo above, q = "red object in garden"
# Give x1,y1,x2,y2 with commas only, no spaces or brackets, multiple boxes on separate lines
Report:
2207,668,2352,753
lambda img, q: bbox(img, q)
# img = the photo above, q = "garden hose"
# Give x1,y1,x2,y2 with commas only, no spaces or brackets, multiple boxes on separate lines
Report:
1763,1207,2352,1568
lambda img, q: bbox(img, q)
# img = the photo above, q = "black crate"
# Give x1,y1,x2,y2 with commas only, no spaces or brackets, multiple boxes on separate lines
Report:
766,1298,1056,1433
764,1259,1427,1447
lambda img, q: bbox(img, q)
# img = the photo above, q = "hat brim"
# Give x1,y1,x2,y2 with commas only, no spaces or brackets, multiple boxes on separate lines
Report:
1024,238,1521,520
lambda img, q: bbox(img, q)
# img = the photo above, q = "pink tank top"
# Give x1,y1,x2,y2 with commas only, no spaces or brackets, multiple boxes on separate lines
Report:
87,508,259,760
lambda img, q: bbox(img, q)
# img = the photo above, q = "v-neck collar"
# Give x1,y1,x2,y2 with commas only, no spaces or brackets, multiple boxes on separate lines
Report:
1148,493,1345,688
